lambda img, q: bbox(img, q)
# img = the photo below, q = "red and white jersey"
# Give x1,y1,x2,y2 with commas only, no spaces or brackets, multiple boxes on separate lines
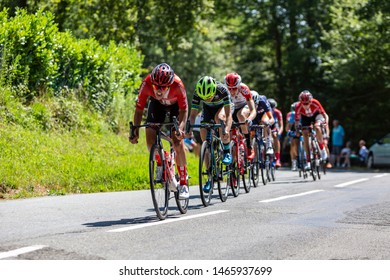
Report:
231,83,252,109
135,74,188,111
294,98,326,122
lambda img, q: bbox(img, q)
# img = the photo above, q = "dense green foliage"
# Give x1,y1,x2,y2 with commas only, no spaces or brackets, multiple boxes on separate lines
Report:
0,8,143,131
0,1,389,198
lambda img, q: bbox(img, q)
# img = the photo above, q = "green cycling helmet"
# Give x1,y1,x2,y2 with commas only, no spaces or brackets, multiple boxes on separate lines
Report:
196,76,217,100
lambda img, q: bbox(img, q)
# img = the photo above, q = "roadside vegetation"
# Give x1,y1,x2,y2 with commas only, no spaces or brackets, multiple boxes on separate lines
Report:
0,9,198,199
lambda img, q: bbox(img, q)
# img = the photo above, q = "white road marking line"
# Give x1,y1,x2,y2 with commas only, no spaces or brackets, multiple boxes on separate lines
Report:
334,178,369,188
107,210,229,232
0,245,46,259
259,190,324,203
373,173,388,178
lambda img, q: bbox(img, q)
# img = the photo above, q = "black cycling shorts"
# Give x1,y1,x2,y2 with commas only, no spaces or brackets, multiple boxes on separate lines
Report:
146,98,179,123
202,103,224,123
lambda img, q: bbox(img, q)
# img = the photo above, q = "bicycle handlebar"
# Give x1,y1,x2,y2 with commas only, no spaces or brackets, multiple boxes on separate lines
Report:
186,119,226,135
129,117,180,140
231,121,247,128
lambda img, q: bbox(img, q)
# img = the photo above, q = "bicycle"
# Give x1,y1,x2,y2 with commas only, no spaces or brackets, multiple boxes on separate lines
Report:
230,121,251,195
301,125,324,181
130,117,189,220
250,124,272,187
295,131,308,179
186,120,231,207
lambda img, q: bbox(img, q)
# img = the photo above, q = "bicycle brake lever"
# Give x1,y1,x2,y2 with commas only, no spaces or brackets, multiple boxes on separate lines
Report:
185,120,191,134
172,116,180,136
129,121,135,140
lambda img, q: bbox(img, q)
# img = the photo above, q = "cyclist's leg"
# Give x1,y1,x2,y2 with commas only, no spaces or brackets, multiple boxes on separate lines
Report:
270,124,281,167
314,114,327,160
168,104,189,199
291,136,299,171
217,106,232,165
237,106,255,159
300,116,312,170
145,99,165,151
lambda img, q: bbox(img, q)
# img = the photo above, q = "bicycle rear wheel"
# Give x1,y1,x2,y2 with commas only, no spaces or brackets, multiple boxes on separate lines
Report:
149,144,169,220
251,140,260,188
241,146,250,193
199,141,213,207
270,159,276,181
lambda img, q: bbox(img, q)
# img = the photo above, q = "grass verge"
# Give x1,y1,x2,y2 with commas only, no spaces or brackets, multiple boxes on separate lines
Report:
0,125,199,199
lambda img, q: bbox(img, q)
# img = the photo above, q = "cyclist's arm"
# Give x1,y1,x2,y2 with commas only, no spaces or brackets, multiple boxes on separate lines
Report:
130,109,143,144
178,108,188,134
278,113,284,135
266,111,275,125
223,104,232,133
187,108,200,137
247,98,257,121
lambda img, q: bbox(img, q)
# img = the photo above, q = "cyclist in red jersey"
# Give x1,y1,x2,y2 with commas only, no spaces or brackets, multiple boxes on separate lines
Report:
130,63,189,199
224,72,256,160
294,90,329,170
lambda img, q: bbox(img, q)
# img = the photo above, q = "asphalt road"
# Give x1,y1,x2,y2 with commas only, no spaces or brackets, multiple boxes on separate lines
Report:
1,168,390,260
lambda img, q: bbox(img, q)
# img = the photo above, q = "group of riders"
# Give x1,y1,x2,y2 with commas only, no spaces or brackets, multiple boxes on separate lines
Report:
129,63,330,200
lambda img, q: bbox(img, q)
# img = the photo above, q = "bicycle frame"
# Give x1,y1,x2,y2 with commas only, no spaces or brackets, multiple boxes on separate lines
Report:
301,125,321,181
231,122,250,194
250,124,269,186
296,131,308,179
186,120,230,206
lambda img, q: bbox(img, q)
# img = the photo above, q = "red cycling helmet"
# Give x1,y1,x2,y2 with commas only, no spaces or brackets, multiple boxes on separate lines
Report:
299,90,313,103
151,63,175,86
224,72,241,88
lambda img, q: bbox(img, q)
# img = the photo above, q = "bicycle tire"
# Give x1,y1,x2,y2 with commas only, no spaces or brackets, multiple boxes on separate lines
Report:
241,146,250,193
175,173,189,214
216,140,229,202
149,144,169,220
298,141,307,179
218,163,230,202
230,142,240,197
270,159,276,182
260,143,268,185
265,157,271,182
199,141,213,207
310,159,317,181
251,140,260,188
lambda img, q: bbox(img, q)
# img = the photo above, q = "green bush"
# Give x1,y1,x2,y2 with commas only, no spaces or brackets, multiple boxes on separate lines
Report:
0,8,143,131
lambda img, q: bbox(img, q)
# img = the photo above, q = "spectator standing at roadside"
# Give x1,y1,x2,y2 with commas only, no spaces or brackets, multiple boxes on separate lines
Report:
330,119,345,167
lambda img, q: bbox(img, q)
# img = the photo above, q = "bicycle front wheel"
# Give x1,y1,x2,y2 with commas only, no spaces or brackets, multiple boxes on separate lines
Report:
199,141,213,207
149,144,169,220
230,142,240,197
175,175,189,214
260,144,268,185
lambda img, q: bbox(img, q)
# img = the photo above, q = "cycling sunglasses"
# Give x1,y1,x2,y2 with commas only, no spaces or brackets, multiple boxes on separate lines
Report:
152,84,170,92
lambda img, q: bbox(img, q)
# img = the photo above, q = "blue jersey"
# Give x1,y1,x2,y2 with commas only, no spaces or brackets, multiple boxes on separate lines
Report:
254,95,272,118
